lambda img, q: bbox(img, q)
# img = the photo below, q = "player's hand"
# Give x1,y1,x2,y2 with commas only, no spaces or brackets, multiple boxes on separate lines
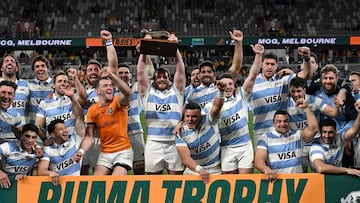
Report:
229,30,243,42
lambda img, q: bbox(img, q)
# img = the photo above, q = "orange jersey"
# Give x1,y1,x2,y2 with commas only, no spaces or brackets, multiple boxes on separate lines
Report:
86,96,130,153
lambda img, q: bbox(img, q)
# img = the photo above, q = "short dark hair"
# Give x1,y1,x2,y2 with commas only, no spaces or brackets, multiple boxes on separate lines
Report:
152,67,170,80
191,67,200,73
118,63,129,69
319,118,337,130
350,71,360,78
264,53,278,62
321,64,339,75
217,72,232,80
310,52,318,63
290,77,307,88
32,55,50,71
86,59,102,71
273,110,290,121
199,60,215,73
0,80,17,91
95,76,111,88
22,123,39,135
48,119,65,134
184,102,201,111
53,70,67,83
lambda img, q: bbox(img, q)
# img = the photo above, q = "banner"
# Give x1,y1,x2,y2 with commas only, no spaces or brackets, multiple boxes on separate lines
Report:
16,174,323,203
0,39,85,48
0,36,359,48
325,174,360,203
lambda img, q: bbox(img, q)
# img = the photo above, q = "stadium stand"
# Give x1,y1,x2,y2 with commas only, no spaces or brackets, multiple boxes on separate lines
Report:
1,0,360,38
0,0,359,80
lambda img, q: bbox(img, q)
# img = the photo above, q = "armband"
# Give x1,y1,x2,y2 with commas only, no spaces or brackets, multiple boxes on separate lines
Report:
217,91,225,99
105,39,113,47
78,148,85,155
340,79,354,93
195,165,203,173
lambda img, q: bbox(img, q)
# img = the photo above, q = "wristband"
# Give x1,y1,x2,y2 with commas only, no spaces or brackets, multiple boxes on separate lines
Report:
217,91,225,98
105,39,113,47
78,148,85,155
33,143,42,149
195,165,203,173
303,56,310,62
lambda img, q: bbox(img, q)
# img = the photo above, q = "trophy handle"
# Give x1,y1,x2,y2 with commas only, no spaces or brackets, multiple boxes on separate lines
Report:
141,29,170,39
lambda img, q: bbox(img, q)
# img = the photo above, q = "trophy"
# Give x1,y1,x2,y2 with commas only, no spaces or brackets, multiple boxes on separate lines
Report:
139,29,178,57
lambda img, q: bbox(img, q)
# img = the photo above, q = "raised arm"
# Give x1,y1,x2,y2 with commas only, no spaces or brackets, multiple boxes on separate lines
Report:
242,44,264,94
101,30,118,76
298,99,319,142
297,46,312,80
343,101,360,142
136,34,153,95
228,30,243,82
63,84,85,137
145,55,155,79
137,54,150,95
66,67,87,106
165,34,186,92
210,80,226,119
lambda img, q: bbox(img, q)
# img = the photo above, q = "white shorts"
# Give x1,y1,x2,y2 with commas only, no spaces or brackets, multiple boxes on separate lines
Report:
183,165,221,175
97,148,134,171
221,141,254,172
82,138,101,167
145,140,184,173
129,132,145,162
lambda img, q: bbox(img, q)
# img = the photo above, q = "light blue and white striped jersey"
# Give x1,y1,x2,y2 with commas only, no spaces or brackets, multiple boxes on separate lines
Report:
184,84,195,101
175,110,221,169
185,84,218,108
128,82,143,135
218,87,252,147
251,73,294,140
0,108,24,141
309,134,344,171
83,85,98,116
142,85,184,141
287,94,327,130
0,78,29,120
0,141,37,176
37,94,76,136
314,87,349,132
40,133,82,176
28,78,53,124
257,130,303,173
